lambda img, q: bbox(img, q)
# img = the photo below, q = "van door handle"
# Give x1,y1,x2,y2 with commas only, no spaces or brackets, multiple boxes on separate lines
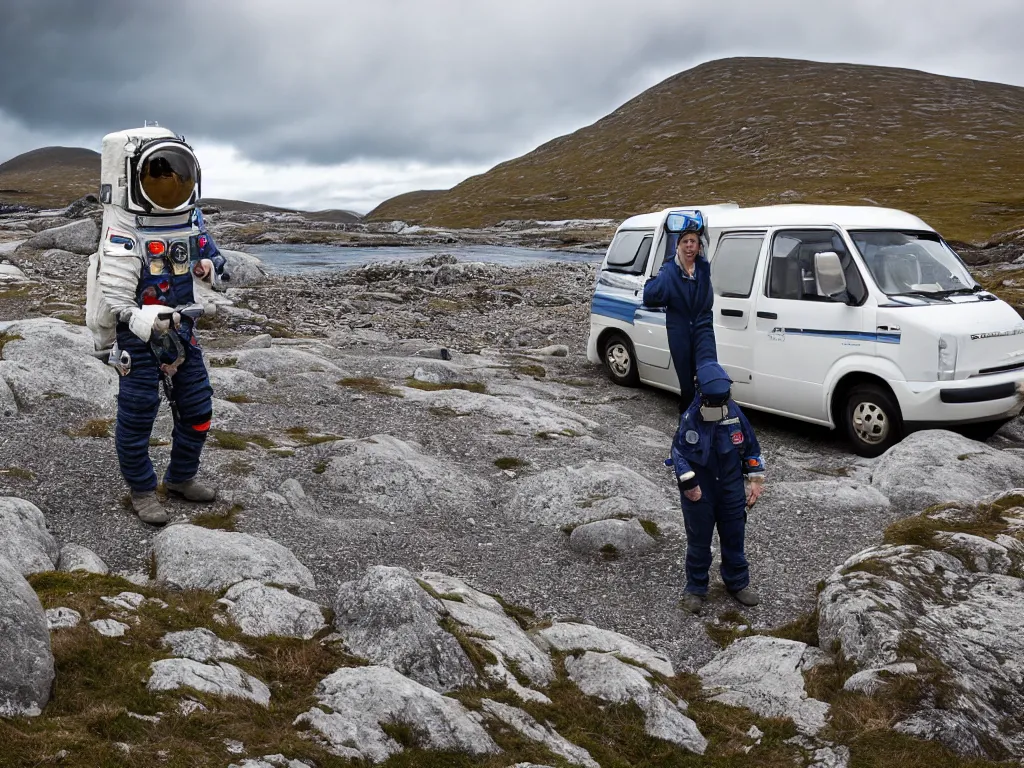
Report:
720,308,744,318
757,311,778,319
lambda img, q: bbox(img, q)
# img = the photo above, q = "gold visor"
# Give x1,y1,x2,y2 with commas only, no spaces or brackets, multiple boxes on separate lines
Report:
138,145,197,210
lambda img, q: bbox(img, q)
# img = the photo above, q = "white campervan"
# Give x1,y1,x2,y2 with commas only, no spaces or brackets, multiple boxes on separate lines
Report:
586,204,1024,456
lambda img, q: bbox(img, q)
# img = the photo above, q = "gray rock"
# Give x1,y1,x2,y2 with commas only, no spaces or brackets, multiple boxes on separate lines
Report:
162,628,250,662
152,524,316,593
229,757,312,768
332,566,478,692
241,334,274,349
17,219,98,255
870,430,1024,509
233,347,341,378
509,461,668,526
810,745,851,768
568,518,657,557
295,665,498,762
817,524,1024,758
843,663,919,695
565,651,707,753
0,497,59,575
698,635,830,736
530,345,570,357
767,479,890,515
223,580,326,639
100,592,146,611
535,621,674,677
0,376,17,416
0,556,54,716
401,387,597,437
45,607,82,630
91,619,130,637
207,367,269,400
325,435,489,520
148,659,271,706
0,318,117,409
481,699,599,767
57,543,109,575
0,264,28,281
220,249,268,287
419,572,554,687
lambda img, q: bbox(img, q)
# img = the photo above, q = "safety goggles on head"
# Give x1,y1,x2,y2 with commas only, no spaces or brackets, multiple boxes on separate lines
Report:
665,210,704,235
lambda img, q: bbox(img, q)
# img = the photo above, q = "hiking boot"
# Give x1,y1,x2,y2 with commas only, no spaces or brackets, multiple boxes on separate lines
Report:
132,491,168,526
163,477,217,503
680,593,705,615
730,587,760,607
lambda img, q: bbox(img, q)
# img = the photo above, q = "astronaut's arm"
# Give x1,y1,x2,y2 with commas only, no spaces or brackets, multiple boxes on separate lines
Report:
97,251,167,343
668,445,699,490
738,410,765,477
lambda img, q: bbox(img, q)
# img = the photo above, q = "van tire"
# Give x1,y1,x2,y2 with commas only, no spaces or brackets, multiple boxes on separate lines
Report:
842,384,902,457
601,332,639,387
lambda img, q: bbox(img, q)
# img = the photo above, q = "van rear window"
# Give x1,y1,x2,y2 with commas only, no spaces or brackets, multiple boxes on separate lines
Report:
605,230,653,274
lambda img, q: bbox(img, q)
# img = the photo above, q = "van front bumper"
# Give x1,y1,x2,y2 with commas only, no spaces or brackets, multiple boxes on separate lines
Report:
892,373,1024,424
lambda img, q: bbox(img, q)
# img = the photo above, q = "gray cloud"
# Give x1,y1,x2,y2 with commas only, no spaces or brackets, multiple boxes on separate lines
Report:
2,0,1023,183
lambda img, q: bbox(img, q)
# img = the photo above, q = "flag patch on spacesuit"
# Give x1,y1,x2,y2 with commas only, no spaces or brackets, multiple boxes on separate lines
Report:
731,430,744,445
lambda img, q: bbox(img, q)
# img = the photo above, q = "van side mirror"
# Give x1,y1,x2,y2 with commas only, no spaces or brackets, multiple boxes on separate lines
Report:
814,251,848,301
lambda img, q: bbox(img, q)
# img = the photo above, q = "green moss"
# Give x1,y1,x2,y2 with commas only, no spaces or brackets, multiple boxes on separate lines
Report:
210,430,275,450
337,376,404,397
224,393,254,404
0,466,35,481
208,356,238,368
312,460,329,475
148,437,169,447
512,363,547,378
404,378,486,394
284,426,344,445
493,457,526,471
428,406,463,418
765,610,820,647
190,503,244,531
639,519,662,538
66,419,114,438
600,543,619,560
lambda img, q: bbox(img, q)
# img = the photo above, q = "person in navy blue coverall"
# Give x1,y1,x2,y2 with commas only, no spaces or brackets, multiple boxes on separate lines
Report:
642,228,717,411
670,362,766,614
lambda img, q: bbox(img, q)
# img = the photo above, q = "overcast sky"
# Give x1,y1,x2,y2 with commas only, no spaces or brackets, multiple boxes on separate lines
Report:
2,0,1023,213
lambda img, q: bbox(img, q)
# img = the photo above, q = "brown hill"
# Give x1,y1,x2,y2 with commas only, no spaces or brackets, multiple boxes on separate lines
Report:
366,57,1024,243
0,147,100,208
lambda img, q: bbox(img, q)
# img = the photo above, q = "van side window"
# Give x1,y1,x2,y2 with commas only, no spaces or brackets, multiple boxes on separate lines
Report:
767,230,866,303
605,230,653,275
711,235,764,298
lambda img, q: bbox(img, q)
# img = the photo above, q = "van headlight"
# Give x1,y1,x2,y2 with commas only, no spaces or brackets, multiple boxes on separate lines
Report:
938,335,958,381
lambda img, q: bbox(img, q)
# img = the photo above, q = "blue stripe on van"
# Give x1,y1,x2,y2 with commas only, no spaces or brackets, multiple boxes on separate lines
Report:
592,293,640,324
783,328,901,344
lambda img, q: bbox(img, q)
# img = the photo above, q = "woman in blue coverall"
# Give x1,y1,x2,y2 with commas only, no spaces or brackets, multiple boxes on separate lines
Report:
642,225,717,410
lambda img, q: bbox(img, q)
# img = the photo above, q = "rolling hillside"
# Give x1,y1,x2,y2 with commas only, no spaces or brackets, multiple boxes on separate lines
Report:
367,57,1024,243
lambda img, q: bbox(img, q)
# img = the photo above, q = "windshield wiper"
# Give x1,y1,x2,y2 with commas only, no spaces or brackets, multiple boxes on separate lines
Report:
932,286,982,297
887,291,942,300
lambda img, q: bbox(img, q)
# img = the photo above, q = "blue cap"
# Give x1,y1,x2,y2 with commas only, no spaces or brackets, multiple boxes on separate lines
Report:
696,362,732,400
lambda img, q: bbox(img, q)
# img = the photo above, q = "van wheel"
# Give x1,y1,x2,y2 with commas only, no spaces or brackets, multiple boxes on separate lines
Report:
843,384,902,457
602,332,639,386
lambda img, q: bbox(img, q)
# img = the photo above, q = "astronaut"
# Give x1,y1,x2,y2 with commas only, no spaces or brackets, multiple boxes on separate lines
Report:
669,361,766,614
85,125,226,525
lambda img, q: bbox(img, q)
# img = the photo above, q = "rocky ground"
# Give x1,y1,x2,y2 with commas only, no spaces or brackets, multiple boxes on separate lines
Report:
2,202,1024,767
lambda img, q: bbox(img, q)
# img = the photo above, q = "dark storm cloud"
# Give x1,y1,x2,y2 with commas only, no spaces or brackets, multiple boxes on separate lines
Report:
2,0,1024,167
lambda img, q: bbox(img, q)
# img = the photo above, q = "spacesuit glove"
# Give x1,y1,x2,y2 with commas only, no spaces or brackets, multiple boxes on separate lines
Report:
745,473,765,508
125,305,179,343
193,258,215,281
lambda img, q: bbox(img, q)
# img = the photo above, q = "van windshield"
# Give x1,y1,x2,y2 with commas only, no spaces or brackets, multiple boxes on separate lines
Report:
847,230,979,297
